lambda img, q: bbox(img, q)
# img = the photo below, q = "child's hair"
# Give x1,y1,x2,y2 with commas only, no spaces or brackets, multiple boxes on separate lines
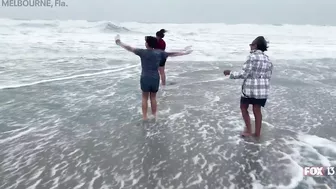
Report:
255,36,269,52
145,36,158,48
156,29,167,38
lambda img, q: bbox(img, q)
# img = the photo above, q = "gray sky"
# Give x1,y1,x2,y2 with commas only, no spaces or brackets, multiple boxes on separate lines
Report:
1,0,335,25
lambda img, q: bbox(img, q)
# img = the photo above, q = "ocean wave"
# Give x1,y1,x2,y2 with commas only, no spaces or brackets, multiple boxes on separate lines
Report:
101,22,131,33
0,19,60,27
0,19,133,33
63,21,133,32
1,18,336,61
1,18,336,28
17,22,59,28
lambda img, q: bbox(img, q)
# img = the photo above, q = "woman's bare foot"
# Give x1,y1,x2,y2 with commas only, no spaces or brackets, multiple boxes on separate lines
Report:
241,128,252,137
253,133,261,137
241,131,252,137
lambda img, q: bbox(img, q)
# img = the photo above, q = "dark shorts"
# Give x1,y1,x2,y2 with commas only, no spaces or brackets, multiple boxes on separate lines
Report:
159,57,167,67
240,97,267,107
140,77,160,93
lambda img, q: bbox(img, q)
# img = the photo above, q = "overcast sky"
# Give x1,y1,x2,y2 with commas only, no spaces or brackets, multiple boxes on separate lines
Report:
0,0,335,25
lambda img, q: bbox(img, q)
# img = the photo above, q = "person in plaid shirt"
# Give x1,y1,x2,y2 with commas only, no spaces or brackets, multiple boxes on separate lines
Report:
223,36,273,137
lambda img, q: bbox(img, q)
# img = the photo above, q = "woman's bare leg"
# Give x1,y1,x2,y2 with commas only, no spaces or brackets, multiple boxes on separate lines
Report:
240,103,252,136
159,66,166,86
253,104,262,137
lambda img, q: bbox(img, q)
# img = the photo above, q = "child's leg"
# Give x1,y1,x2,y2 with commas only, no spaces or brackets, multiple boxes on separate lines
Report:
142,92,149,120
149,77,160,118
149,92,157,117
159,66,166,86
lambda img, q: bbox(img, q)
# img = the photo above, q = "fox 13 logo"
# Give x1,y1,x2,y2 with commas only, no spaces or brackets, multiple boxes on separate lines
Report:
303,166,335,176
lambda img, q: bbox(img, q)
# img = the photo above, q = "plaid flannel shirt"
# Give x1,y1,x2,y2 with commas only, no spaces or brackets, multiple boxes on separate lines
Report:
229,50,273,99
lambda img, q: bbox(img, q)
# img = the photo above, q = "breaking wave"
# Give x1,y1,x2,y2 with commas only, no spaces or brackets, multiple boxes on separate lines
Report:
101,22,131,32
0,19,133,33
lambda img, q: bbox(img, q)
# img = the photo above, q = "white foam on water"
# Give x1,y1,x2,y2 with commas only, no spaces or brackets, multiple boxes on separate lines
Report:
1,19,336,64
275,134,336,188
0,65,137,90
298,134,336,165
330,89,336,97
0,127,36,144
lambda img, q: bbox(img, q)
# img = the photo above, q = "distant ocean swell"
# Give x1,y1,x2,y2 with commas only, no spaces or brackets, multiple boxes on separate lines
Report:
1,18,336,62
1,20,133,33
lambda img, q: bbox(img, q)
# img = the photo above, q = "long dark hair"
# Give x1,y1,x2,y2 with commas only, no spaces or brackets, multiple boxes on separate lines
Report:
156,29,167,38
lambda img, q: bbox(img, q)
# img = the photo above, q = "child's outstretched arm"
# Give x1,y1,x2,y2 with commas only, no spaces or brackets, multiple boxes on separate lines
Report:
166,47,193,57
115,35,136,53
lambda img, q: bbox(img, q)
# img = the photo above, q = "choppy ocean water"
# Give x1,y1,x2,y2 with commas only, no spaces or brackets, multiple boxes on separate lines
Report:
0,19,336,189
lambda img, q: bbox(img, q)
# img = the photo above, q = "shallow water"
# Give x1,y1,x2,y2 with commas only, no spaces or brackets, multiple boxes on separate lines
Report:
0,19,336,189
1,59,336,189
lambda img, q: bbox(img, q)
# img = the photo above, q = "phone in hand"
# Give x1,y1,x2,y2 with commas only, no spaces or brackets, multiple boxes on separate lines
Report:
115,34,121,44
115,34,120,41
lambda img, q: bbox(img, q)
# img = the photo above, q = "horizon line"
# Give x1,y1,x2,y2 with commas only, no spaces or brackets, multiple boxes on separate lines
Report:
0,17,335,27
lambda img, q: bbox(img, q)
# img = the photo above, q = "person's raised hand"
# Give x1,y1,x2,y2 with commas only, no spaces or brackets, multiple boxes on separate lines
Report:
115,34,121,45
184,45,192,51
185,49,193,54
184,46,193,54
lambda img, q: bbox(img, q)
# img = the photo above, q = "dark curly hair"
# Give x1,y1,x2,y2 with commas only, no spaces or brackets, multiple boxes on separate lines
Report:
254,36,268,52
145,36,158,49
156,29,167,38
